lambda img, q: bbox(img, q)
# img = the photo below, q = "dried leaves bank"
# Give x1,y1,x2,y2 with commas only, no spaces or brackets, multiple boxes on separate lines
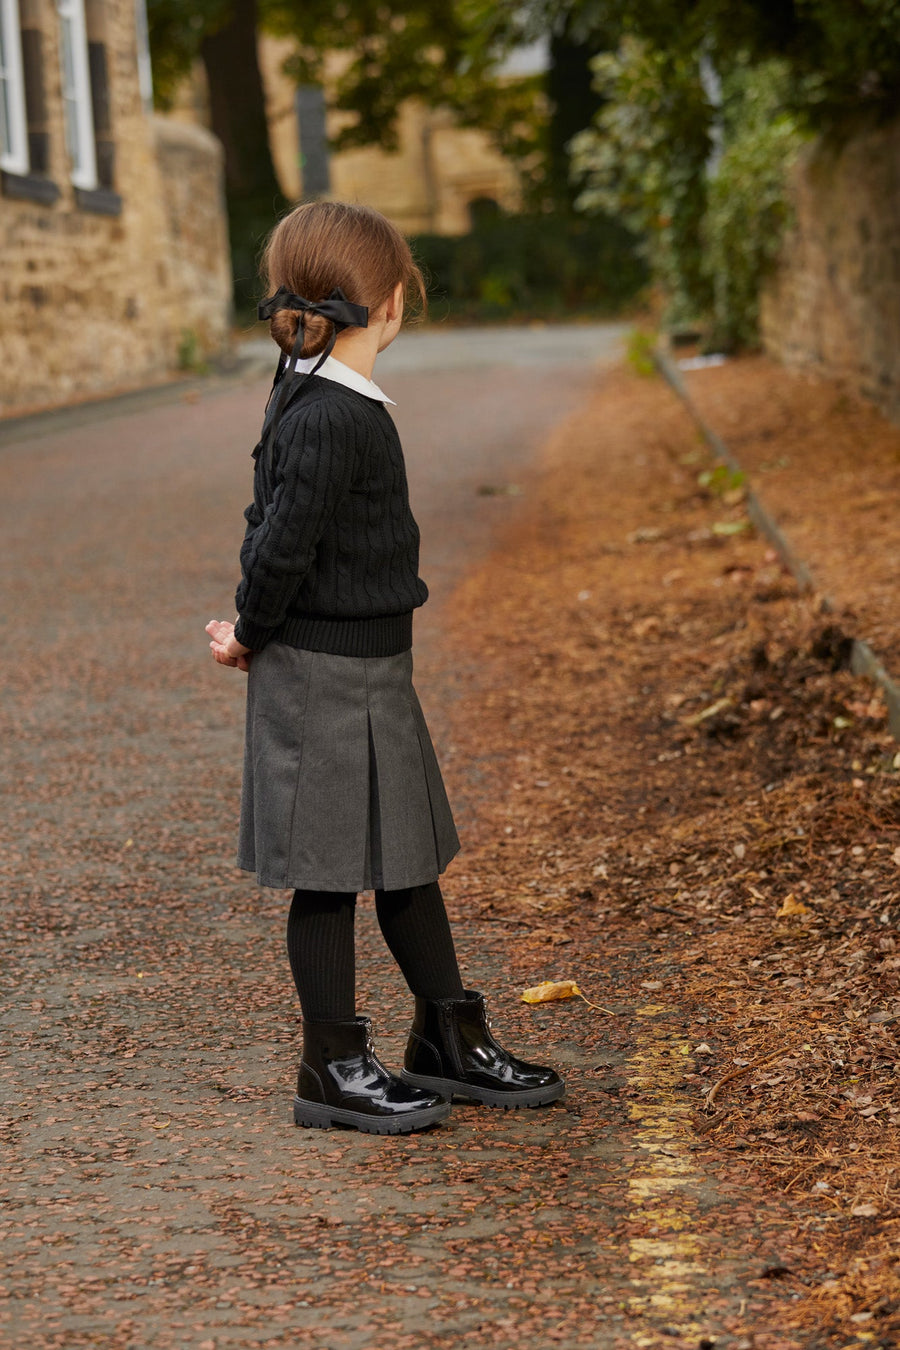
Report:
440,361,900,1346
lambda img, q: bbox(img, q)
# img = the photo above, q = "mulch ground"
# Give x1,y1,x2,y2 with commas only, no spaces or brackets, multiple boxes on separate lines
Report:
682,354,900,672
438,357,900,1347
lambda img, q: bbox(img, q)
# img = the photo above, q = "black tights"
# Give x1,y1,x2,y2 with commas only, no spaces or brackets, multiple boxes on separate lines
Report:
286,882,465,1022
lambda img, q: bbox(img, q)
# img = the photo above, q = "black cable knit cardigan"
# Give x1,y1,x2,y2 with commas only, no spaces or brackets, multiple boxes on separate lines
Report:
233,377,428,656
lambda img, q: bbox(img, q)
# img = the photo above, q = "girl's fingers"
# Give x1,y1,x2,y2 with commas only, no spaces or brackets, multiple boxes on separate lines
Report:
206,619,234,639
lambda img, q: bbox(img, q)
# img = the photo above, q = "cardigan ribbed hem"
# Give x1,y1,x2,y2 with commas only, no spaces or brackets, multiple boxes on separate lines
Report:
272,611,414,658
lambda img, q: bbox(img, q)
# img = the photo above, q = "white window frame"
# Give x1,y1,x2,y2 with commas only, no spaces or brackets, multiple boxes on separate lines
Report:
133,0,152,113
57,0,96,189
0,0,29,174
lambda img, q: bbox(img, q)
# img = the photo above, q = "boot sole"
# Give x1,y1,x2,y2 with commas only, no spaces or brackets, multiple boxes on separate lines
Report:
293,1095,451,1134
401,1071,565,1109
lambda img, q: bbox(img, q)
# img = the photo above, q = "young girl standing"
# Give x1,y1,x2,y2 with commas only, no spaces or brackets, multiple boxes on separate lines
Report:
207,201,564,1134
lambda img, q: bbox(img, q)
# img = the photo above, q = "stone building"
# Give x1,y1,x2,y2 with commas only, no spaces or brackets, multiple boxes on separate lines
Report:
0,0,231,416
168,37,525,238
257,40,523,236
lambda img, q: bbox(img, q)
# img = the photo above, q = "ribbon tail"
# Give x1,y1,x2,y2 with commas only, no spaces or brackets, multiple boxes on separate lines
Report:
306,326,339,378
256,321,316,461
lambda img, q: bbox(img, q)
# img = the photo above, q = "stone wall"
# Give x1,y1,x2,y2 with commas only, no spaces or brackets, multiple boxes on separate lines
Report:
152,117,232,358
760,118,900,421
0,0,231,417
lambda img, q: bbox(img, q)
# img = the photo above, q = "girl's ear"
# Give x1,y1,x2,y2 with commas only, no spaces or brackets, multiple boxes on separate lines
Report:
384,281,405,324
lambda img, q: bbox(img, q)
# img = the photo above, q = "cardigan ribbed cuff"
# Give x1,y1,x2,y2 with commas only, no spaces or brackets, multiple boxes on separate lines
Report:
233,615,278,651
236,611,414,658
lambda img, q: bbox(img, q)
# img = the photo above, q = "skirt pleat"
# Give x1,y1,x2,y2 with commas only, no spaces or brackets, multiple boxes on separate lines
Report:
237,644,460,892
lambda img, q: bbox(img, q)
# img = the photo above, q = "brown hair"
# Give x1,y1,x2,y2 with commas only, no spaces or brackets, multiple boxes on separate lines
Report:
261,201,426,358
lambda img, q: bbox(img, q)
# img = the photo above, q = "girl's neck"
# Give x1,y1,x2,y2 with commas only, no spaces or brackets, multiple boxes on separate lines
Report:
332,327,383,381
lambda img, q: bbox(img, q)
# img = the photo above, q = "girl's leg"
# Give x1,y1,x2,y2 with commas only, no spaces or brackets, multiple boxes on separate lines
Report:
286,888,357,1021
288,886,451,1134
374,881,465,1000
381,884,566,1111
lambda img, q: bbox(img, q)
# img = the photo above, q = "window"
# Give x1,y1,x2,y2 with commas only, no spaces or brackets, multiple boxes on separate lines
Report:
56,0,96,188
0,0,29,173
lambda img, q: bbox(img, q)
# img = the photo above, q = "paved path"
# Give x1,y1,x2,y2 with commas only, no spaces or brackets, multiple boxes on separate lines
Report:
0,326,682,1350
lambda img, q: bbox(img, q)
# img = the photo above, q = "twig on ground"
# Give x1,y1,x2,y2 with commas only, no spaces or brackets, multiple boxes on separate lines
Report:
706,1047,801,1109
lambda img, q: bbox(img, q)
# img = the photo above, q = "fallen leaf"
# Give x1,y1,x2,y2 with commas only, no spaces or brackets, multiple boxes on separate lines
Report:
711,519,749,536
522,979,582,1004
521,980,613,1015
684,696,733,727
850,1204,879,1218
777,892,810,917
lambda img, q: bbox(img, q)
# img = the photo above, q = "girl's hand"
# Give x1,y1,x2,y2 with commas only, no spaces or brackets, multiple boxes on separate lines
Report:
205,619,253,672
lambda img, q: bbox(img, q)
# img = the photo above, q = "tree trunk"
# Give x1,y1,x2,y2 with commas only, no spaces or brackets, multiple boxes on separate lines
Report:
547,25,608,209
200,0,286,313
200,0,280,200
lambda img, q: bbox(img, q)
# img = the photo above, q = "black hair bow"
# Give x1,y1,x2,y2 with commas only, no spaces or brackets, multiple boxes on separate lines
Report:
253,286,370,459
257,285,369,334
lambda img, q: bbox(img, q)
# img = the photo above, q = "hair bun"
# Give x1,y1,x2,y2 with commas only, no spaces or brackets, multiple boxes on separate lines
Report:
270,307,332,359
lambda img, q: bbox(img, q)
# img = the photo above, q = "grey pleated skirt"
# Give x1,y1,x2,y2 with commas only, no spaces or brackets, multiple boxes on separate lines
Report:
237,643,460,892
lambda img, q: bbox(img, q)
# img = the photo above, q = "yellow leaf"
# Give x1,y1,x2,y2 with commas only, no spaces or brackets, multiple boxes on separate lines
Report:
522,979,582,1004
522,980,614,1015
777,892,810,917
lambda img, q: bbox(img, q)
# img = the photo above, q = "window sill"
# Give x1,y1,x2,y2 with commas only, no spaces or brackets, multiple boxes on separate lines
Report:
1,170,60,205
75,185,123,216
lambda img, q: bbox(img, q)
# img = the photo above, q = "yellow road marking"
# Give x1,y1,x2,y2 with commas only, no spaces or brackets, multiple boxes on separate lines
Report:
626,1002,711,1345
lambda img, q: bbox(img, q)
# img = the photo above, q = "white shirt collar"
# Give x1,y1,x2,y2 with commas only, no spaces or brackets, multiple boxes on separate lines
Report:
288,353,396,406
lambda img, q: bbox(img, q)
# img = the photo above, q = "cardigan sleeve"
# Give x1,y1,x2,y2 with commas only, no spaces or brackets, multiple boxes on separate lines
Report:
233,397,358,650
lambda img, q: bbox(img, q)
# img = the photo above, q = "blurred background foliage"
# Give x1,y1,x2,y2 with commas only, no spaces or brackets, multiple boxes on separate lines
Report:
147,0,900,341
411,208,648,321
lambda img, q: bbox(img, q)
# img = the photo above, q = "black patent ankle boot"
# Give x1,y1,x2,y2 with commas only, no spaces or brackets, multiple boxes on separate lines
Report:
294,1017,450,1134
401,990,565,1109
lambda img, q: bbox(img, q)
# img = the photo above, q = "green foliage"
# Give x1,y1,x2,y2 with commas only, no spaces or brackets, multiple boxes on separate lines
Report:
270,0,548,188
703,60,806,349
147,0,229,105
625,329,657,376
569,38,713,328
519,0,900,128
177,328,210,373
697,463,746,497
411,210,648,321
744,0,900,128
571,41,805,346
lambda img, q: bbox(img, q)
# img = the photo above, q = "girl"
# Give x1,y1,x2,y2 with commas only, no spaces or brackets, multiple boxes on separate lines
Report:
207,201,564,1134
